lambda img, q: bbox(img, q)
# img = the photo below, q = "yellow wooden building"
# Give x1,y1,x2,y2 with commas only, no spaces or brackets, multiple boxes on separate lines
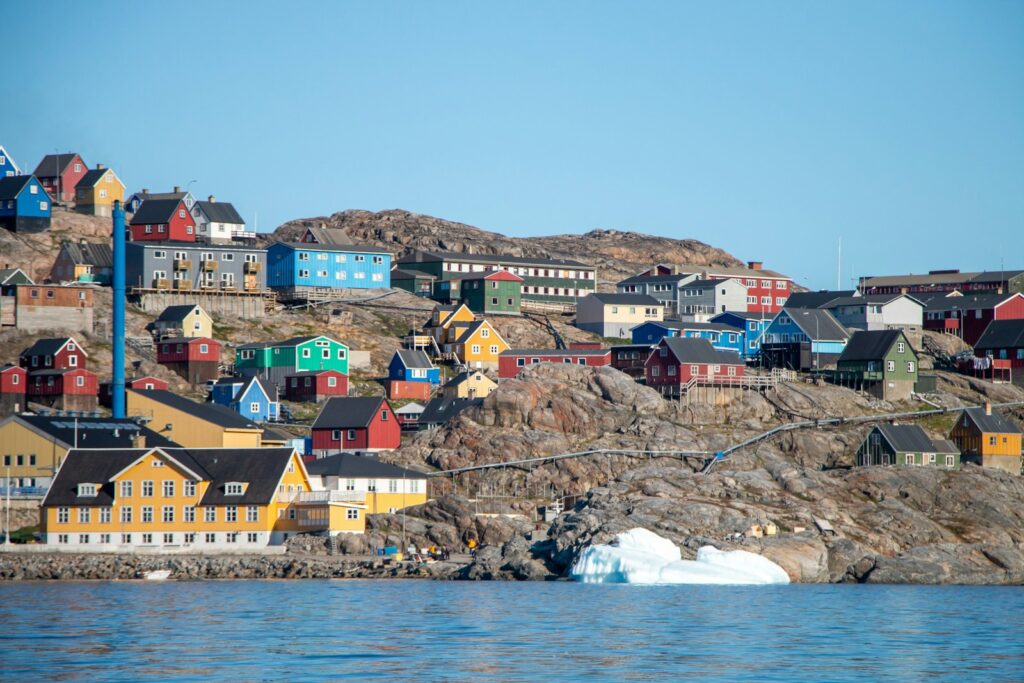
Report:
449,319,509,369
949,404,1023,474
153,304,213,339
442,369,497,399
74,166,125,217
305,452,429,515
127,389,264,448
426,303,476,346
40,446,366,549
0,414,178,492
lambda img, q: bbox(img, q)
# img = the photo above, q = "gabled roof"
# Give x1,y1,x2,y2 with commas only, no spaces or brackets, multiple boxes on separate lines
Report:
42,447,300,508
778,308,850,342
0,144,22,174
419,396,482,425
398,249,592,269
33,153,80,178
393,402,426,416
28,368,94,377
305,452,427,479
960,407,1022,436
784,290,856,309
129,198,186,225
616,272,694,286
273,242,390,255
236,376,277,403
500,348,611,357
921,292,1023,313
710,311,773,322
60,241,113,268
394,349,434,370
452,319,506,345
156,336,217,345
0,175,34,201
303,226,352,245
20,337,84,359
658,337,744,365
872,424,958,454
129,389,262,431
390,268,436,280
451,269,524,282
680,278,732,289
312,396,388,430
156,304,204,323
4,415,178,451
75,168,121,190
863,271,1024,288
838,330,910,363
194,200,244,225
825,294,921,308
442,370,490,388
0,267,33,285
974,320,1024,351
586,293,662,306
127,190,189,203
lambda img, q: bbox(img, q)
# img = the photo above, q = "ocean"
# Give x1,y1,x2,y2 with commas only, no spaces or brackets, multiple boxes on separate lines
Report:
1,581,1022,682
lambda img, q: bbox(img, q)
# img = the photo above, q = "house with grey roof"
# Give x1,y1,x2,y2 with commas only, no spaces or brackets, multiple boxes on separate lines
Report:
835,329,919,400
191,196,248,243
856,423,960,468
676,278,749,321
50,240,113,285
949,404,1022,474
761,308,851,371
575,293,665,338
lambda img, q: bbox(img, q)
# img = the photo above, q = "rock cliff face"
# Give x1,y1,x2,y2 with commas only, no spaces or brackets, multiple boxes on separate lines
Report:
272,208,743,287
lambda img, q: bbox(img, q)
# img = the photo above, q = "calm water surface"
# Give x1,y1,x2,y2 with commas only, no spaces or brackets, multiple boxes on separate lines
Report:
0,581,1022,682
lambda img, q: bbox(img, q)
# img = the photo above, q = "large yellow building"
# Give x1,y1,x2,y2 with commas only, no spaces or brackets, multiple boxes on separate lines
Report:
949,405,1023,474
305,452,429,515
73,166,125,217
127,389,264,448
41,447,366,549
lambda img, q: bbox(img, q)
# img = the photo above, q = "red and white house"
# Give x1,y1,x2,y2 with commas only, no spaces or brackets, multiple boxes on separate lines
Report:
156,336,221,384
284,369,349,403
498,347,612,379
923,292,1024,347
129,198,196,242
644,337,746,397
19,337,88,371
0,364,27,416
311,396,401,456
27,368,99,411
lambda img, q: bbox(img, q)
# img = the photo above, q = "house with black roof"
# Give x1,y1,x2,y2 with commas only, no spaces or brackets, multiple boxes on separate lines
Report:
50,240,113,285
949,404,1023,474
974,319,1024,378
305,452,429,514
191,196,247,243
418,396,483,430
856,423,960,468
311,396,401,456
126,389,264,448
152,303,212,339
128,198,196,242
835,330,919,400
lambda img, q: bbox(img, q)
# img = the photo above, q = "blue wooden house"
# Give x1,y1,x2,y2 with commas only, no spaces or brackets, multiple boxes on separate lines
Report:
0,175,51,233
630,320,745,357
0,145,22,178
760,307,851,371
710,311,773,360
388,349,440,384
267,242,392,301
209,375,280,422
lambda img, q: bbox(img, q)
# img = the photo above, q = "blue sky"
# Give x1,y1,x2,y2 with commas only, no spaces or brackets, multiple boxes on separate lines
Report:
2,2,1021,289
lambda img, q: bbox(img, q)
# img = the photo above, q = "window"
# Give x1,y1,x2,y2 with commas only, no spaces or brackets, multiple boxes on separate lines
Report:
121,507,132,523
142,506,153,523
246,506,258,522
162,506,174,523
897,342,905,354
471,345,480,354
886,361,895,372
247,532,259,543
945,455,955,467
302,349,311,358
481,328,490,338
142,480,154,497
142,533,153,544
651,366,660,377
184,480,196,497
776,281,786,289
905,454,915,465
989,436,997,446
381,410,388,421
78,483,97,497
225,483,244,495
226,506,238,522
761,297,770,305
205,533,216,543
58,534,68,544
335,254,347,263
205,507,216,522
347,509,359,520
163,480,175,497
100,507,111,523
184,506,196,522
100,533,110,544
79,534,89,544
299,269,310,278
355,255,365,262
75,375,84,387
78,508,90,523
337,349,346,359
906,361,915,373
332,429,342,441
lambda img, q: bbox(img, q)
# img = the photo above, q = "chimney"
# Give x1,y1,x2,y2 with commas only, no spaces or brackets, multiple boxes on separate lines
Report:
173,185,182,193
133,433,146,448
748,261,763,271
208,195,216,203
96,163,105,170
142,188,150,194
985,402,992,416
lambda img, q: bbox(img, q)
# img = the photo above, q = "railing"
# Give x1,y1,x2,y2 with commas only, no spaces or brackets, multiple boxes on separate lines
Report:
174,259,192,270
0,486,47,498
243,262,260,274
201,260,218,271
173,280,192,290
153,279,170,290
277,490,366,504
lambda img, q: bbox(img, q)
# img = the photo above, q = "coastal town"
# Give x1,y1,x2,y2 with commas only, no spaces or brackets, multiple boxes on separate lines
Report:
0,144,1022,582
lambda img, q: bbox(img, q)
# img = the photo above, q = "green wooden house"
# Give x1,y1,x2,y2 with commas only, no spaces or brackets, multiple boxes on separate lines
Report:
856,423,960,468
390,268,437,297
835,329,918,400
236,335,349,392
447,270,524,315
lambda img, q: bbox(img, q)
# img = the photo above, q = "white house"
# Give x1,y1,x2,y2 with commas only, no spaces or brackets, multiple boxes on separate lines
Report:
191,197,247,244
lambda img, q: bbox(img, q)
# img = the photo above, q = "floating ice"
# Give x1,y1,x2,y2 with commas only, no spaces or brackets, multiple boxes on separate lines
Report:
570,528,790,585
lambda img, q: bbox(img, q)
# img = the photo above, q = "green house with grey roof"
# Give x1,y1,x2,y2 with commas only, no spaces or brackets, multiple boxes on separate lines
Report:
835,329,918,400
236,335,349,392
856,423,960,468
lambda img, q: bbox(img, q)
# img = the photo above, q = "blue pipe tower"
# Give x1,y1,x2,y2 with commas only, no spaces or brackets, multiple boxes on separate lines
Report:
112,200,126,418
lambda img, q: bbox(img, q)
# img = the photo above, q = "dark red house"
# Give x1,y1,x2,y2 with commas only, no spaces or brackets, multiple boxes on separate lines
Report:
610,344,655,379
99,376,169,408
284,370,349,402
0,364,27,416
19,337,88,371
923,292,1024,346
27,368,99,411
974,319,1024,372
156,336,220,384
33,153,87,203
644,337,746,397
498,348,612,379
129,198,196,242
311,396,401,456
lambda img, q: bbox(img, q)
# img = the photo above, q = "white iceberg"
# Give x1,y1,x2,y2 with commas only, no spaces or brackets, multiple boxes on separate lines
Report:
570,528,790,585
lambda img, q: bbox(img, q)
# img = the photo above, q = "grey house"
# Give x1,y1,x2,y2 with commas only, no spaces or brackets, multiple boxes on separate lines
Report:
677,278,749,320
616,272,698,313
823,294,923,331
126,241,267,292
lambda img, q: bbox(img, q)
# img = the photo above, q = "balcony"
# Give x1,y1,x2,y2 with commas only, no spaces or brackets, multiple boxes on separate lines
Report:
199,281,216,290
173,280,192,291
243,261,261,274
174,259,192,270
200,260,218,271
222,282,236,291
278,490,366,504
153,278,170,290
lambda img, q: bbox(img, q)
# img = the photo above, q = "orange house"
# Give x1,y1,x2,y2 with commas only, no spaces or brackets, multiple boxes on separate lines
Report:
949,404,1023,474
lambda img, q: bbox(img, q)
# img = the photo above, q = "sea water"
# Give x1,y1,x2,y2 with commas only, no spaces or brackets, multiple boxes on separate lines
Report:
0,581,1022,682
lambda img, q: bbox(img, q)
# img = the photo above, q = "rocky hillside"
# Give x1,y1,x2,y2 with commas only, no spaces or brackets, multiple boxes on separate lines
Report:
0,208,111,283
272,209,744,287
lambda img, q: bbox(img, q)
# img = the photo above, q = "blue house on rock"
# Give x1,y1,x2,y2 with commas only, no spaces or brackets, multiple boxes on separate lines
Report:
267,242,392,300
630,320,746,358
0,145,22,178
388,349,440,384
760,307,851,371
0,175,51,233
710,311,773,360
210,376,280,422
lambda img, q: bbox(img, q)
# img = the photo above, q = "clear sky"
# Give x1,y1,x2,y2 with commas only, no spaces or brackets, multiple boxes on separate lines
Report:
2,1,1021,289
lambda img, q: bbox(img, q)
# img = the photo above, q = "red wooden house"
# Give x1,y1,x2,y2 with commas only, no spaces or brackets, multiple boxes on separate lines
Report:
99,375,169,408
19,337,88,371
27,368,99,412
311,396,401,455
129,198,196,242
923,293,1024,347
0,364,27,416
644,337,746,397
498,347,611,379
33,153,87,203
385,379,432,400
156,336,221,384
284,370,349,402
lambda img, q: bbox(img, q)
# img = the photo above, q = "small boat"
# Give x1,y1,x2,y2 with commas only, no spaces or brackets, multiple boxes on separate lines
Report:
143,570,172,581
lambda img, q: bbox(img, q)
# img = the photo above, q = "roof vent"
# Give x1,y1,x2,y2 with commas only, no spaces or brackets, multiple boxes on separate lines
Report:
173,185,182,193
208,195,216,203
747,261,763,271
